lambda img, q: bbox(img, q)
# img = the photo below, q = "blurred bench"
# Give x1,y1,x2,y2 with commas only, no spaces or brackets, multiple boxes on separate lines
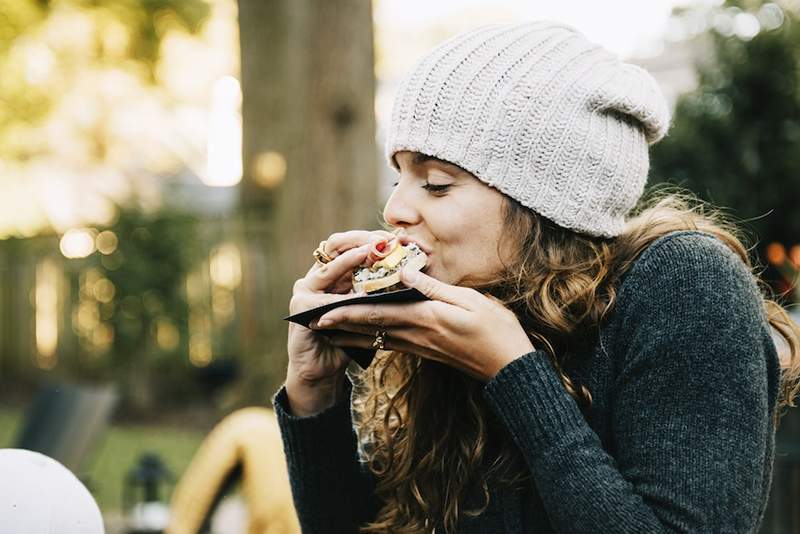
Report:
14,381,118,476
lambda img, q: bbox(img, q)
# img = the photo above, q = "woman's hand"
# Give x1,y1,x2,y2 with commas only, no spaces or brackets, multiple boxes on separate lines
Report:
309,268,536,382
285,230,395,415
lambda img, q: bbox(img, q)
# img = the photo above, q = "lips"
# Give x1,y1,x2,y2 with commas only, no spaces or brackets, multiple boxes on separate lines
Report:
395,234,432,256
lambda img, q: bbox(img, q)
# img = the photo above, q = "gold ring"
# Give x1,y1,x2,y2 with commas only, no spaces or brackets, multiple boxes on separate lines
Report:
372,329,387,350
313,240,334,265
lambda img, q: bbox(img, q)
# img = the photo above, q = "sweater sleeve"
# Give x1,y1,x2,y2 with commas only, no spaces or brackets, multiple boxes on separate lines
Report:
271,375,381,534
482,231,780,533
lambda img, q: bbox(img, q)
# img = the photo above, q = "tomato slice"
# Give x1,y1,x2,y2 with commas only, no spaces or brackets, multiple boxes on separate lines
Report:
366,238,397,266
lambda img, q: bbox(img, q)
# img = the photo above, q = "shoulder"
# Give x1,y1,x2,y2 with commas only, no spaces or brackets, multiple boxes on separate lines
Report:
616,229,761,310
604,230,769,355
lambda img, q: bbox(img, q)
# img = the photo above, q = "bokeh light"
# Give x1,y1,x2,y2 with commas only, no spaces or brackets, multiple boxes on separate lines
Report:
34,258,60,368
95,230,118,255
790,245,800,269
252,151,287,188
209,242,241,289
59,228,96,258
767,242,787,266
204,75,242,186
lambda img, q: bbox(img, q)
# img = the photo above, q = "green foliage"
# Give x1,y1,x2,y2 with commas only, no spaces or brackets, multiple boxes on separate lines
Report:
650,4,800,250
99,207,197,359
93,0,211,77
0,0,46,55
0,0,211,155
71,205,205,407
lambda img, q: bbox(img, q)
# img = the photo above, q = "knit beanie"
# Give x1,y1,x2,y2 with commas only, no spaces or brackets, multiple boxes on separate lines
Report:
385,21,671,238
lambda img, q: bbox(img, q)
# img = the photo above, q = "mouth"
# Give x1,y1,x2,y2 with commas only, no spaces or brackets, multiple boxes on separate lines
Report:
395,233,433,256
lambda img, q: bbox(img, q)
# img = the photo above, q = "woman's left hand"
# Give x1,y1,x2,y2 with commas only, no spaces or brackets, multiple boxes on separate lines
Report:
309,268,536,382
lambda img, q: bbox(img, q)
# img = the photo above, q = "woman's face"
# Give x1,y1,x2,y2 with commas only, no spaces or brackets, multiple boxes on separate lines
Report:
383,151,512,286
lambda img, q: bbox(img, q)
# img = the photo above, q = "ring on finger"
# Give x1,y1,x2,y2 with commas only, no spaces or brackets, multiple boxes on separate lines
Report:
313,240,334,265
372,329,388,350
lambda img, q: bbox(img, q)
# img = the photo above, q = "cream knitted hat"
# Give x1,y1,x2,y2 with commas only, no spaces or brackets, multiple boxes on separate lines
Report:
385,21,671,238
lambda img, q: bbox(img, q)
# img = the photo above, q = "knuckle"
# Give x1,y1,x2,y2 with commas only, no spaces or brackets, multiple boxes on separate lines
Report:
292,278,305,293
289,294,305,314
423,281,439,300
366,308,383,326
426,302,444,325
325,233,344,255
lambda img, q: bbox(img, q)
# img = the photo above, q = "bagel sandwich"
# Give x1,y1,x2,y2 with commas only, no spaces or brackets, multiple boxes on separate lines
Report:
352,238,428,294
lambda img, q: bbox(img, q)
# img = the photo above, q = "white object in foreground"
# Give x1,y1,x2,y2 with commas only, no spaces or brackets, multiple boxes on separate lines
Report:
0,448,104,534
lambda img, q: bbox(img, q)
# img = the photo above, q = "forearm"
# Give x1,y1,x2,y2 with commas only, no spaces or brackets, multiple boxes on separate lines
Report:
483,350,771,533
272,377,380,533
484,351,668,532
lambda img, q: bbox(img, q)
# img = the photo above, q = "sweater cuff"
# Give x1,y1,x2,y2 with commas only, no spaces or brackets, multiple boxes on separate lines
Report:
483,350,590,458
272,376,360,466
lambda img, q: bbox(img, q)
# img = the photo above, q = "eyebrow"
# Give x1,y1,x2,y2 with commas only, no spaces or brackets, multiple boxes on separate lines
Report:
413,153,461,170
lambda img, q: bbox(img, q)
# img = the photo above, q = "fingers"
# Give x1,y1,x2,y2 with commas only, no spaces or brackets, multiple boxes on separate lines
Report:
313,301,432,329
289,289,371,316
302,244,371,293
324,330,438,361
399,268,476,309
322,230,396,260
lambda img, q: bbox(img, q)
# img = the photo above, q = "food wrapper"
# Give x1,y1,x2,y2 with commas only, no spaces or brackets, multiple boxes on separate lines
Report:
283,287,429,368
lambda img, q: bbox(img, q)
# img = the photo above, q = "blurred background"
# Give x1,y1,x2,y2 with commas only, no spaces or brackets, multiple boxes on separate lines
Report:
1,0,799,532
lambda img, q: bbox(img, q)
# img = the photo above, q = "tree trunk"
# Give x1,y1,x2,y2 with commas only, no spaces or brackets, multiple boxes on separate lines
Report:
237,0,378,403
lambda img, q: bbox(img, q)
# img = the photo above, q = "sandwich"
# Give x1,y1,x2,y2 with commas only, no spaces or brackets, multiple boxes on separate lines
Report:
352,238,428,294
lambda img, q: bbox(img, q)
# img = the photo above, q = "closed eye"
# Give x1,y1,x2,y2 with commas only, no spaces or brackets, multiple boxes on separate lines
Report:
421,182,451,193
391,181,451,194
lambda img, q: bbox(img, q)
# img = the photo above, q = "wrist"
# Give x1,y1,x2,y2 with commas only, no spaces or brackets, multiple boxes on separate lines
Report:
487,342,536,381
285,372,347,417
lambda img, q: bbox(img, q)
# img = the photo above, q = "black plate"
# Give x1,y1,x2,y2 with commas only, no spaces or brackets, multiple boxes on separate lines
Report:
283,287,429,368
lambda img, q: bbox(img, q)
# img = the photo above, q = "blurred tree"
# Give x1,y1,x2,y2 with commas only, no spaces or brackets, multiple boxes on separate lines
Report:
49,206,203,413
87,207,201,413
237,0,379,402
0,0,210,160
0,0,214,411
650,1,800,299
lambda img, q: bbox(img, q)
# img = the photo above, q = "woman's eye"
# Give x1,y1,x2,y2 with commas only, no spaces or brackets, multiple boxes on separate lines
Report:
390,180,451,194
421,182,451,193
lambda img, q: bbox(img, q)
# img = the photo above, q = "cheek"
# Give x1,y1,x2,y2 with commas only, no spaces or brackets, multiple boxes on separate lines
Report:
430,227,491,283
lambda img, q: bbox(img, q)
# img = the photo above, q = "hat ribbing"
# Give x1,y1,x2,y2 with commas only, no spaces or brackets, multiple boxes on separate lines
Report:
385,21,671,238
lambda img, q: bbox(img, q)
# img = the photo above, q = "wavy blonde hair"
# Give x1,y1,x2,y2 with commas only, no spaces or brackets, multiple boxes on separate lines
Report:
352,186,800,534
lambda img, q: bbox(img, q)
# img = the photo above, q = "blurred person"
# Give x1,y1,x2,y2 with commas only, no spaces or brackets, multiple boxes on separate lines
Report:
166,407,300,534
273,22,800,533
0,448,104,533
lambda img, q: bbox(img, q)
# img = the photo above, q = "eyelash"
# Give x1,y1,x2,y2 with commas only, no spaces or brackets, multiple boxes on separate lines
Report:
391,181,451,194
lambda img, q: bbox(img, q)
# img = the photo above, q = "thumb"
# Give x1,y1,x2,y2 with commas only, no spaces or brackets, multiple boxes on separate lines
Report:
400,267,473,308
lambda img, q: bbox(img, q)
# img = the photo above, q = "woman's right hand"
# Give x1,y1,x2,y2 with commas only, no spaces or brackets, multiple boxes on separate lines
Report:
285,230,395,415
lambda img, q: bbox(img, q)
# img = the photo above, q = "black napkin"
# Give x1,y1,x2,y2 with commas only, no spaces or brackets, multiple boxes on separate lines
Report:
283,287,429,368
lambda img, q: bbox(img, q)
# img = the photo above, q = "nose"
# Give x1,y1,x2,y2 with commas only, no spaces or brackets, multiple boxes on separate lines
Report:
382,178,421,228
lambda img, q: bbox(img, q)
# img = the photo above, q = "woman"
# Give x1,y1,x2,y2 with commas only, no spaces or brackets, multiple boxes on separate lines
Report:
273,22,800,533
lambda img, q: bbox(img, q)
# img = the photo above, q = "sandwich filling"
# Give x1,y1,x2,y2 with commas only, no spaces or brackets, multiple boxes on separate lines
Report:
352,240,427,294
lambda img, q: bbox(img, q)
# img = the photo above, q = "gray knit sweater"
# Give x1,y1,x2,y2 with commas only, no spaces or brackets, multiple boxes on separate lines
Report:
272,230,781,533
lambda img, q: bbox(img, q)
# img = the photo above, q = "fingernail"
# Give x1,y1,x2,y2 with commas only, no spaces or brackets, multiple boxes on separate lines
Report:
317,319,331,328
